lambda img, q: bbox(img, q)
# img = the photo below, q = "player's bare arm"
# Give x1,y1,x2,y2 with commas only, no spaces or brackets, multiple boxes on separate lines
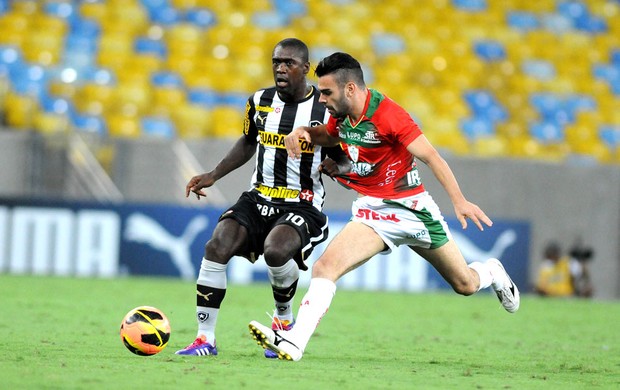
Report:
406,135,492,231
285,124,340,159
186,136,257,199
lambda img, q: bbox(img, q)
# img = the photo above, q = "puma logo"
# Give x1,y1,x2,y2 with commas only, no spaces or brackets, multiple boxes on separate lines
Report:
274,288,294,299
124,213,208,280
452,229,517,264
197,291,213,301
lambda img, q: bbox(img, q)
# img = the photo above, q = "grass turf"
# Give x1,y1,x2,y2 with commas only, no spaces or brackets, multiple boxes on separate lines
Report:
1,274,618,389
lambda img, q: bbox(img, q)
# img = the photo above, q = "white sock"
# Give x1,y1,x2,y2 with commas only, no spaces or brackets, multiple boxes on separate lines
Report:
287,278,336,352
196,258,227,343
268,260,299,322
468,261,493,291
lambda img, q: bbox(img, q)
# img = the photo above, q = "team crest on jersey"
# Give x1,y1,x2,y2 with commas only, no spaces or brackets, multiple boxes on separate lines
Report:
347,145,359,163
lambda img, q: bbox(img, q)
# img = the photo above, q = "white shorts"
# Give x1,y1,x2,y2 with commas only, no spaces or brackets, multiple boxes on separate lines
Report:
351,192,452,254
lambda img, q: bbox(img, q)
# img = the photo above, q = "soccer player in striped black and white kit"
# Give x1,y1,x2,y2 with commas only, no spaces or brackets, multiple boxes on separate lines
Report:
176,39,350,357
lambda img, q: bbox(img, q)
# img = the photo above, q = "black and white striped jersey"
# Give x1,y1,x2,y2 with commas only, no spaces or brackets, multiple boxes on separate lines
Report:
243,85,334,211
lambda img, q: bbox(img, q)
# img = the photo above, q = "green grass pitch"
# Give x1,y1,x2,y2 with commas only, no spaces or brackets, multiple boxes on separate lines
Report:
1,274,618,389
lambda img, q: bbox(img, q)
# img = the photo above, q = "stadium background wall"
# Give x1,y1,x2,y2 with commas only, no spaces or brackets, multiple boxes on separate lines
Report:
0,131,618,299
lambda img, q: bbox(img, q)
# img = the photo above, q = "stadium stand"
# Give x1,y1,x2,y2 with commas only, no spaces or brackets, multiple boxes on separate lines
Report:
0,0,619,164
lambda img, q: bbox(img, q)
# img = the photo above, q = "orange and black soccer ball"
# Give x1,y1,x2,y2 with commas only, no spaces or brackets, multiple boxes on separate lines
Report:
120,306,171,356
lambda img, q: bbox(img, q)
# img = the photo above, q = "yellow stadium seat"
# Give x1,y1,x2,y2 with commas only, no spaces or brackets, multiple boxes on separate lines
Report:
106,113,141,138
74,84,115,115
209,106,245,138
4,92,38,129
170,0,199,9
472,136,509,158
22,30,64,65
33,111,70,135
49,81,78,99
151,87,187,113
10,0,38,15
172,103,211,139
79,1,108,22
110,83,152,115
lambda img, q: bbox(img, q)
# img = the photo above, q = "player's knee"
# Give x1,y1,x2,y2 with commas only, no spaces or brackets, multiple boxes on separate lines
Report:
204,238,232,263
263,245,291,267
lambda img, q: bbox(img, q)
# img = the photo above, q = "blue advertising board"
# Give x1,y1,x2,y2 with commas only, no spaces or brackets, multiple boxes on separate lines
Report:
0,198,529,291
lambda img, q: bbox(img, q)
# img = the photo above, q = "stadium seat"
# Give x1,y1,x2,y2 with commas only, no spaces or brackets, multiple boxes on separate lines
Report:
460,117,496,140
172,103,211,138
0,0,619,167
530,121,565,144
4,91,37,129
106,112,142,138
141,116,176,138
209,106,244,138
71,112,107,136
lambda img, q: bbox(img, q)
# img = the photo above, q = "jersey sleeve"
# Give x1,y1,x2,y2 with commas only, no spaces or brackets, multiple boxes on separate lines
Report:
325,116,340,137
243,96,258,141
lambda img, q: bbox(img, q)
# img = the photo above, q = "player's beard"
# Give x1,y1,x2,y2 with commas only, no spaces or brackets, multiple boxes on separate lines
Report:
327,96,352,120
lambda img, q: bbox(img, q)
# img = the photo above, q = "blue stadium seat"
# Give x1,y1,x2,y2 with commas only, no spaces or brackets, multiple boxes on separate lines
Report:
557,0,608,34
141,116,176,138
530,121,564,144
219,92,249,108
9,63,50,99
611,49,620,67
539,13,572,34
599,126,620,148
530,93,575,125
188,88,221,107
40,95,73,116
252,11,289,29
71,112,107,136
151,71,184,87
463,90,508,123
592,63,620,83
460,117,495,140
43,1,76,20
69,17,100,39
0,45,23,75
147,5,182,26
452,0,487,11
565,94,596,114
473,40,506,62
134,37,167,58
184,7,216,29
506,11,539,32
140,0,170,10
273,0,307,18
522,60,556,81
371,33,406,58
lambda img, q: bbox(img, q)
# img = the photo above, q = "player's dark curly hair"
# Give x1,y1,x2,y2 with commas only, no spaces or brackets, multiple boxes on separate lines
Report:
315,52,366,88
275,38,309,63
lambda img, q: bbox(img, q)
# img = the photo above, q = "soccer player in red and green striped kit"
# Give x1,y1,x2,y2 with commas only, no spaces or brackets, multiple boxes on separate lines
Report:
249,52,520,362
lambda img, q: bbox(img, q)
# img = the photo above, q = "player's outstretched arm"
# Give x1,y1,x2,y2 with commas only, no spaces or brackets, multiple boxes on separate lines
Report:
406,135,493,231
186,136,256,200
285,124,340,159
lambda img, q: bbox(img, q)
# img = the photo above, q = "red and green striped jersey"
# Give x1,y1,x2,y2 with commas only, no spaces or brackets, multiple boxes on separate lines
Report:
326,89,426,198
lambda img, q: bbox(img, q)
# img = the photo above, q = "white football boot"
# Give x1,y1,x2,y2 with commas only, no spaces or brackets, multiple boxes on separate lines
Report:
249,320,303,361
488,258,520,313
